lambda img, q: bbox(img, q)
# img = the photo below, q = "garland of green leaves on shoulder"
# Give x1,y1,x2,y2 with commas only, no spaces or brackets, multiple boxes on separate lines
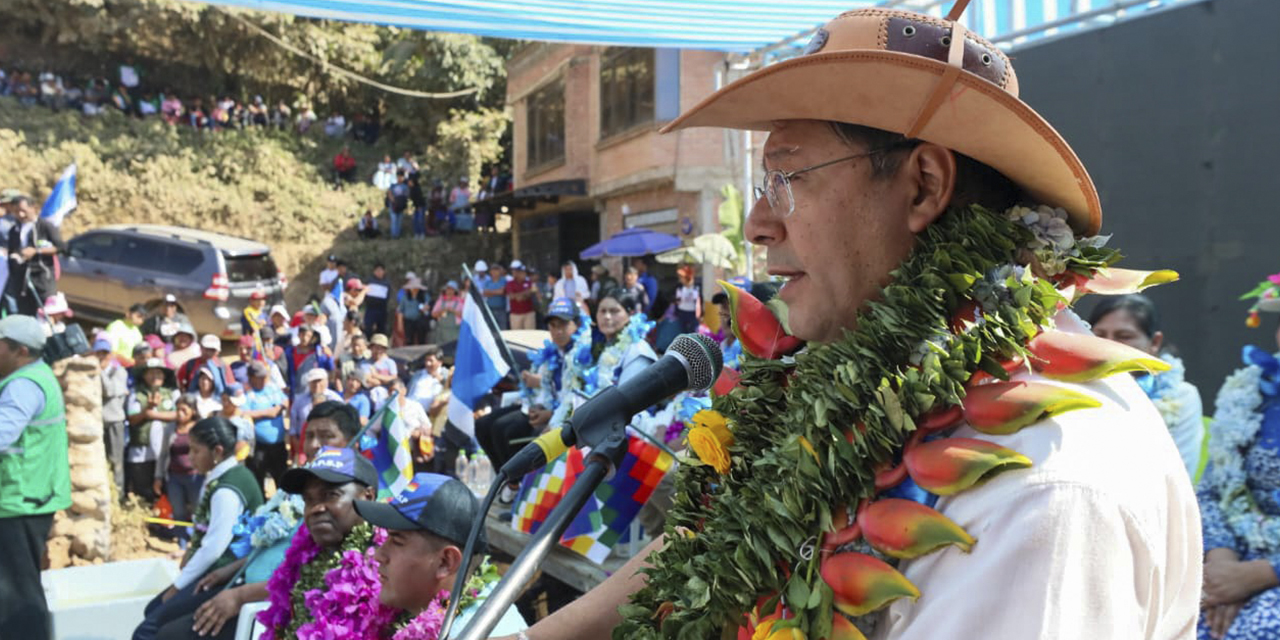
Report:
615,204,1180,639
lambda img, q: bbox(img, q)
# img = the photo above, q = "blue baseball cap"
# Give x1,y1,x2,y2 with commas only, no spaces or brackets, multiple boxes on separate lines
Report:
546,297,578,321
353,472,485,550
92,337,113,353
280,447,378,493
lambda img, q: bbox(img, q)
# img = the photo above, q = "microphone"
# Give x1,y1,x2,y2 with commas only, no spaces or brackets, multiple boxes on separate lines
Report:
499,333,723,479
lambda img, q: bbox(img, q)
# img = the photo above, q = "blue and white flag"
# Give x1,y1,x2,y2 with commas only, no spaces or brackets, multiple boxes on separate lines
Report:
40,164,77,227
447,291,512,437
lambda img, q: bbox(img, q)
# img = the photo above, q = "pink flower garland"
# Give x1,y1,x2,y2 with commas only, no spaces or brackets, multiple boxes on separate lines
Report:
257,525,321,639
298,541,398,639
257,524,397,640
391,591,450,640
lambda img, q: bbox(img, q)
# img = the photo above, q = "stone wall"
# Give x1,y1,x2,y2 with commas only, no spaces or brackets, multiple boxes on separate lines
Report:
47,355,112,568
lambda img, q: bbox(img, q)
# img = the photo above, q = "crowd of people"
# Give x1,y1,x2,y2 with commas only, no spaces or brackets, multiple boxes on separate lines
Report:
341,152,512,237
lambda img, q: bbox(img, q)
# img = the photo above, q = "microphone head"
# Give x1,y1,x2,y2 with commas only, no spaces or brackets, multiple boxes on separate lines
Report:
666,333,723,392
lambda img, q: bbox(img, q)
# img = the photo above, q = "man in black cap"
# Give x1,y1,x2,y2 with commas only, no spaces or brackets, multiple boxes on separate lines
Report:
355,472,527,635
160,446,378,640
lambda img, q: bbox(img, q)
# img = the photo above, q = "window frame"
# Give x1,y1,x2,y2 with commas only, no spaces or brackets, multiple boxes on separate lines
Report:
598,47,657,142
525,77,566,173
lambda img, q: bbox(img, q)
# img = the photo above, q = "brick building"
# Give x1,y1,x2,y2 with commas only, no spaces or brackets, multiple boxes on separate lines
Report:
498,44,745,298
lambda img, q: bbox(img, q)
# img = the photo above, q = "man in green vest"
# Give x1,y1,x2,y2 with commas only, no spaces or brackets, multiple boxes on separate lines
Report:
0,314,69,639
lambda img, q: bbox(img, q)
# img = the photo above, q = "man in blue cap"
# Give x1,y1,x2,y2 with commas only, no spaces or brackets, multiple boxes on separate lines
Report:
475,297,583,504
165,446,379,640
0,315,69,638
354,472,526,636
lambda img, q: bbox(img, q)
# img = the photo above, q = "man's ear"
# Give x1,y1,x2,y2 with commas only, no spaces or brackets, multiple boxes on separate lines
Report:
438,545,464,579
901,142,956,234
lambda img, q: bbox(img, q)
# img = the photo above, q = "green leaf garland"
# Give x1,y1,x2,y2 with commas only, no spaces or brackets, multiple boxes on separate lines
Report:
616,205,1119,639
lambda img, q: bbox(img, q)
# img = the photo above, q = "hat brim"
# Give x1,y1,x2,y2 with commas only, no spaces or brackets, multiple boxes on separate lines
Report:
280,467,354,494
353,499,420,531
662,50,1100,235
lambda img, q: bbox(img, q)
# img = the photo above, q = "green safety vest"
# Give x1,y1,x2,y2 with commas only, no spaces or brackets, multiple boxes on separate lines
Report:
0,361,71,518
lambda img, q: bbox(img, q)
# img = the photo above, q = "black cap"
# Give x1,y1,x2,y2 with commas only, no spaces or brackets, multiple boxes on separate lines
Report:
280,447,378,493
353,473,486,551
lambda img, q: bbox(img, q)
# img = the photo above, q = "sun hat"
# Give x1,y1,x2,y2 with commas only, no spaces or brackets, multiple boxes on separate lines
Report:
92,337,113,353
661,1,1100,235
0,315,46,351
444,280,459,292
369,334,390,348
249,288,268,301
200,334,221,350
174,322,196,339
280,447,378,493
42,293,73,318
0,189,29,204
144,334,166,351
474,260,489,273
248,360,270,377
269,304,289,319
404,275,424,290
302,368,329,385
353,472,486,551
164,293,179,305
510,260,525,271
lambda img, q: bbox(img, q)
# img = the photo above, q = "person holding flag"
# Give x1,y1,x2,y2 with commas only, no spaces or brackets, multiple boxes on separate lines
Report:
3,193,64,316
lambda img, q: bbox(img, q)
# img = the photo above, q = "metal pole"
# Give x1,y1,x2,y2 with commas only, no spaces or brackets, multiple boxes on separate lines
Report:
454,456,612,640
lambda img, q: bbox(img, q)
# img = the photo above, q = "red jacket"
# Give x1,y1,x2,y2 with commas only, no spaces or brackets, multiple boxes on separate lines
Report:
333,152,356,172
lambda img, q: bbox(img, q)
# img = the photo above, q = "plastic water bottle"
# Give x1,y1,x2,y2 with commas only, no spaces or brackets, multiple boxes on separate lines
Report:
454,451,469,484
472,454,493,496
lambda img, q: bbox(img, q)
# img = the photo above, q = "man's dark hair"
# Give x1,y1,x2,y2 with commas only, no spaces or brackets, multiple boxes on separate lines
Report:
1087,294,1161,339
129,303,148,316
307,401,361,440
828,122,1023,213
422,345,443,360
2,338,42,359
373,262,385,271
711,292,729,306
11,196,31,207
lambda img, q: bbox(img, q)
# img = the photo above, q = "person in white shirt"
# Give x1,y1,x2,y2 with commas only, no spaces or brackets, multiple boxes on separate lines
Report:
318,255,340,289
552,261,590,314
493,5,1201,640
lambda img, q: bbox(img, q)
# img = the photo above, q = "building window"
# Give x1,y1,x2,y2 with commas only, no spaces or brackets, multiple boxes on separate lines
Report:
600,48,656,139
527,79,565,170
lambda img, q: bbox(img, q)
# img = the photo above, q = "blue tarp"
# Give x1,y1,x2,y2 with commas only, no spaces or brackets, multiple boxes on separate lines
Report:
183,0,864,51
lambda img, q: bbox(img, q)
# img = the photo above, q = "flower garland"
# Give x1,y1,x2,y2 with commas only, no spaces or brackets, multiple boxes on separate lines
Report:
1136,354,1193,430
592,314,656,391
230,491,306,558
615,204,1131,639
258,522,391,639
521,309,594,409
1203,348,1280,553
390,559,502,639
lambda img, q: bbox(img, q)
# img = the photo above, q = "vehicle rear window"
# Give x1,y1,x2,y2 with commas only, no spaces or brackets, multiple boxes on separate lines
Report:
224,253,279,283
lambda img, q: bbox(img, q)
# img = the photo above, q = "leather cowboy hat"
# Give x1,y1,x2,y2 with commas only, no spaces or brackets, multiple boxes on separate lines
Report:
662,0,1101,235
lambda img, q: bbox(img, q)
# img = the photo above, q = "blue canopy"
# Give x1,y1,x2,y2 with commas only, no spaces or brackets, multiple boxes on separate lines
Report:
580,228,682,259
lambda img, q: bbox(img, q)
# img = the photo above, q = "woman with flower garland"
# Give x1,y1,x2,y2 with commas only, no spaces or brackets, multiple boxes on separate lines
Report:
494,5,1200,640
1195,274,1280,640
591,289,657,390
1089,295,1204,480
476,297,593,503
134,417,264,640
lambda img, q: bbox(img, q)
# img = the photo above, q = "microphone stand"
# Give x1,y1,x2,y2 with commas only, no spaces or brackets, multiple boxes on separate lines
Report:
453,428,631,640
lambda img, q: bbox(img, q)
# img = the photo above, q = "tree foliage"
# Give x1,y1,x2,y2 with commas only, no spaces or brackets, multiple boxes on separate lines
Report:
0,0,513,180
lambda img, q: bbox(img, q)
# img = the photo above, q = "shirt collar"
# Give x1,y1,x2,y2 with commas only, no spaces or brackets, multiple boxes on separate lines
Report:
206,456,238,482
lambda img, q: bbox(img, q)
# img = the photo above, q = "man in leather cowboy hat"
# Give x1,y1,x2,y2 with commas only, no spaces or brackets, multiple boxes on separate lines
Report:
492,4,1199,639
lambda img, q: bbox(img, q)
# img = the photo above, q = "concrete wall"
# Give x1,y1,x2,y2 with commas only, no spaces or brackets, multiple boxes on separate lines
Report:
1012,0,1279,405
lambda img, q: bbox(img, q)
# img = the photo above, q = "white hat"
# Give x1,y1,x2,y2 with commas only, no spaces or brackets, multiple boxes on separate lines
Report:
474,260,489,273
200,335,221,350
302,368,329,385
42,293,72,317
510,260,525,271
269,304,289,319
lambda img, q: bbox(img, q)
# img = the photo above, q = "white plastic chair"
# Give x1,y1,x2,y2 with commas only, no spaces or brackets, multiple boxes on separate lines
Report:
234,601,270,640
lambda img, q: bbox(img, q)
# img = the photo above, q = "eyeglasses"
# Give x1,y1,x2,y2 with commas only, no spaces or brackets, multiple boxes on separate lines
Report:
753,147,899,218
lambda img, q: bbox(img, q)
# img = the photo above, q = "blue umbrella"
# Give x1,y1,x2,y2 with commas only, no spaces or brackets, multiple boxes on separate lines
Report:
579,227,682,259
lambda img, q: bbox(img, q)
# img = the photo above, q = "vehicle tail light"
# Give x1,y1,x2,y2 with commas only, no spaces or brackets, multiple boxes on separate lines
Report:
204,273,230,301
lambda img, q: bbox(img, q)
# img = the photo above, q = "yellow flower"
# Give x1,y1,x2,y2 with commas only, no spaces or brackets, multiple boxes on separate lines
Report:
688,410,734,474
753,618,806,640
